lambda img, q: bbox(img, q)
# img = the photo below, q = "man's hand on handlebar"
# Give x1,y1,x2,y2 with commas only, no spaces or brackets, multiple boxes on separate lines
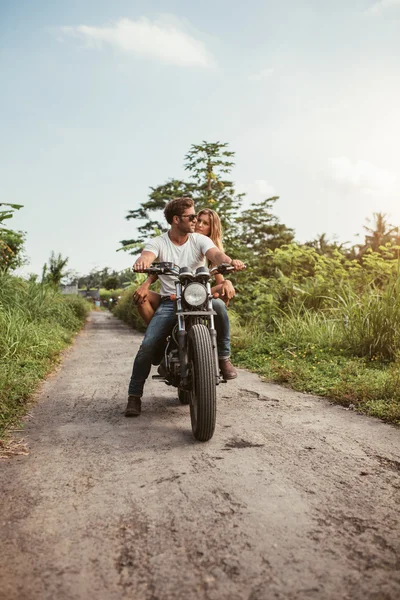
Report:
133,258,153,272
210,261,246,276
231,259,246,271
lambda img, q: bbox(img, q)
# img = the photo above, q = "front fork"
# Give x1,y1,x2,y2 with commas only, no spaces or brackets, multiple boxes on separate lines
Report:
176,283,189,387
204,282,221,382
176,282,221,388
208,304,221,384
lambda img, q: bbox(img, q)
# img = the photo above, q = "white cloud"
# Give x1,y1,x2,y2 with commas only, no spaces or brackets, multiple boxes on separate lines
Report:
237,179,276,200
329,157,396,194
365,0,400,15
60,16,215,68
249,67,274,81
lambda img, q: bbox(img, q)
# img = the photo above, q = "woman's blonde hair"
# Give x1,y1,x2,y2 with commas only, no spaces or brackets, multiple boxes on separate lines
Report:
197,208,224,252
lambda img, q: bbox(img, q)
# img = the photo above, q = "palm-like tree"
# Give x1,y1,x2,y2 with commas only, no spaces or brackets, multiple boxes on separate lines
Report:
44,252,69,286
305,233,349,257
361,212,399,253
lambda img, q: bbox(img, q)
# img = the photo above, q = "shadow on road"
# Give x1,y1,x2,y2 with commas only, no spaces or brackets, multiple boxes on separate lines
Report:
82,397,197,446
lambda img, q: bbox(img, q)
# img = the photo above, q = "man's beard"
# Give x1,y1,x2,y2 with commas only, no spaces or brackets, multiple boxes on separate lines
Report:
177,223,193,235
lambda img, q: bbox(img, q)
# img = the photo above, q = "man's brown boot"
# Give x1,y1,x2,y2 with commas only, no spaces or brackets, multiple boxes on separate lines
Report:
219,358,237,380
125,395,142,417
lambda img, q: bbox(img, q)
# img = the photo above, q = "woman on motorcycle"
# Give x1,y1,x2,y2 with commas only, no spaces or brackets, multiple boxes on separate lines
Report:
133,208,235,324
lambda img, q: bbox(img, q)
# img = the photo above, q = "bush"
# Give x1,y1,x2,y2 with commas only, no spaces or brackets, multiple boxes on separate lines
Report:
230,271,400,423
113,284,146,332
334,282,400,360
0,272,91,436
62,294,91,321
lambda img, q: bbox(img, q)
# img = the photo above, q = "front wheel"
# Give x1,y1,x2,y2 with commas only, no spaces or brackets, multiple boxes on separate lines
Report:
188,324,217,442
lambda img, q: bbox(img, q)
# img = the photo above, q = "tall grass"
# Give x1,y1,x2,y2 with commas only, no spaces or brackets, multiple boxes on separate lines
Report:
230,277,400,423
112,284,146,332
233,277,400,362
334,282,400,360
272,305,342,349
0,272,91,436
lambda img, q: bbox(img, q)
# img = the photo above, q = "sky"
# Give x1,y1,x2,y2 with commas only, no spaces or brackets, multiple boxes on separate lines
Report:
1,0,400,277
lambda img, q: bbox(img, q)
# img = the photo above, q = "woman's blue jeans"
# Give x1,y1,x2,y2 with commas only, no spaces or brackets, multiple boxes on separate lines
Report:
128,298,230,397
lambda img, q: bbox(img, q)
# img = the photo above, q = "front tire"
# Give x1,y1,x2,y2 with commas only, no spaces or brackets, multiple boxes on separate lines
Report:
188,324,217,442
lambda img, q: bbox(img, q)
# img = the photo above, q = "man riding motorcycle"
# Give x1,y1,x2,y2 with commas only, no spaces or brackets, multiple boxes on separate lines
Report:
126,197,245,417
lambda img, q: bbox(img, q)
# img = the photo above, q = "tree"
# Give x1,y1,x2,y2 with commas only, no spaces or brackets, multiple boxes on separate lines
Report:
359,212,400,255
78,268,107,291
184,141,244,231
121,179,192,250
236,197,295,272
43,252,69,287
103,275,120,290
119,141,244,253
78,267,135,290
0,229,26,271
63,270,79,286
0,202,23,228
305,233,348,258
0,203,25,271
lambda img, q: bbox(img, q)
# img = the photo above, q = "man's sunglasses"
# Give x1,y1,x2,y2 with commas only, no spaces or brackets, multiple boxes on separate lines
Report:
179,214,197,222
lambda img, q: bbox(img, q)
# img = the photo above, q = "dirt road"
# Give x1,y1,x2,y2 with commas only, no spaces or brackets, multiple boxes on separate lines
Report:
1,311,399,600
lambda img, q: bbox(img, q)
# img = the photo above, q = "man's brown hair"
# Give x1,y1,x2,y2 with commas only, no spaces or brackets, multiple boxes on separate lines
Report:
164,197,194,225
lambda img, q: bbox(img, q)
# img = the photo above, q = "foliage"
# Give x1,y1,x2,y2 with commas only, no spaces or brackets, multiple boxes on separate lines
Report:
103,275,120,290
305,233,349,257
78,267,135,291
0,203,25,272
0,272,90,436
62,294,92,321
359,212,400,255
231,311,400,424
334,281,400,361
236,197,295,271
112,283,146,332
226,235,400,423
184,141,243,232
78,267,105,290
122,179,192,248
120,141,245,252
0,202,23,228
239,197,294,253
42,251,69,287
0,229,26,271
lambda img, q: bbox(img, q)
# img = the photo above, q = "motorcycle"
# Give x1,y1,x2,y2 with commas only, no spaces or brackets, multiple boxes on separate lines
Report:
143,262,238,442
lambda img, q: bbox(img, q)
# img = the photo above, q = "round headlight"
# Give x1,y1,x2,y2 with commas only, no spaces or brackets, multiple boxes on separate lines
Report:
183,283,207,307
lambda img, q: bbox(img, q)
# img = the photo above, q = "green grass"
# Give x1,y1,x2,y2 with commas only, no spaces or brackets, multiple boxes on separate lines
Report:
231,314,400,425
0,273,91,437
112,284,146,332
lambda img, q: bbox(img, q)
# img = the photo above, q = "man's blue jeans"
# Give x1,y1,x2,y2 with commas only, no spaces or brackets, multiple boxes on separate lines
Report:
128,298,230,397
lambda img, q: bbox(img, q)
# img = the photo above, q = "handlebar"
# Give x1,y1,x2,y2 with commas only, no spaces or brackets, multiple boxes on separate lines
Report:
210,263,234,275
141,262,179,276
134,262,246,276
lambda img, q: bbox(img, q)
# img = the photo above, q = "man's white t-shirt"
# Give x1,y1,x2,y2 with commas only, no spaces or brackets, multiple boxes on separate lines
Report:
143,232,216,296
